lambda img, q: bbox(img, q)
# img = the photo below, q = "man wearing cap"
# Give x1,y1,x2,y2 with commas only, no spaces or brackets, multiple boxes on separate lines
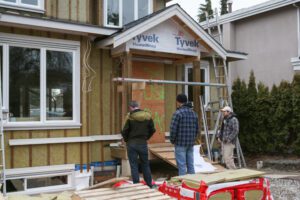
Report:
170,94,199,176
121,101,156,188
217,106,239,169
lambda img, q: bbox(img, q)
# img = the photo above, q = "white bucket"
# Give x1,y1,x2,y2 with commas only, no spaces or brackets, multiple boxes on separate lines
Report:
75,170,92,190
256,161,263,170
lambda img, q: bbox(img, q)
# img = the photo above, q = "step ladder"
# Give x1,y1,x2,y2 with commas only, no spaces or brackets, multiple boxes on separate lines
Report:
203,9,246,168
0,65,7,195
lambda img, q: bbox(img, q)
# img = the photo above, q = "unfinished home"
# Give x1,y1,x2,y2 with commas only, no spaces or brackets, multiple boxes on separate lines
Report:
0,0,246,196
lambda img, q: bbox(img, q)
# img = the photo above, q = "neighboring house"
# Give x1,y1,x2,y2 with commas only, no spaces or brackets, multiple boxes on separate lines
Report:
201,0,300,88
0,0,245,194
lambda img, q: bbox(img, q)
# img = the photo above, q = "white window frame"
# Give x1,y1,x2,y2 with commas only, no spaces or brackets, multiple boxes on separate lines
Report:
103,0,153,28
0,33,81,130
5,164,75,195
0,0,45,13
184,62,210,106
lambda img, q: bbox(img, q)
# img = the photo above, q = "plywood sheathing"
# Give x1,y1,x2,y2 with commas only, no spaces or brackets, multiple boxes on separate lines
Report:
164,64,177,132
132,61,165,143
74,183,176,200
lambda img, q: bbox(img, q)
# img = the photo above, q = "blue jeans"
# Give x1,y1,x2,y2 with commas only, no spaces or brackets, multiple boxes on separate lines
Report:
175,145,195,176
127,144,152,188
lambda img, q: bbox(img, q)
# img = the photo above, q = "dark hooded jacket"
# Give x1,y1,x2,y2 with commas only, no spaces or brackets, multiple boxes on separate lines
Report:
121,109,156,144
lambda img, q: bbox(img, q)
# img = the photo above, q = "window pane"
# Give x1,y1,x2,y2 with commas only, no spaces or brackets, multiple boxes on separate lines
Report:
9,47,40,122
46,50,73,121
138,0,148,18
6,179,25,192
21,0,38,6
123,0,134,25
27,175,68,189
3,0,16,3
107,0,119,26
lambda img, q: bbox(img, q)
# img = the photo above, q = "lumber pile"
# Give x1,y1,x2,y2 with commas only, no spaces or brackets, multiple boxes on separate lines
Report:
171,168,266,187
72,183,175,200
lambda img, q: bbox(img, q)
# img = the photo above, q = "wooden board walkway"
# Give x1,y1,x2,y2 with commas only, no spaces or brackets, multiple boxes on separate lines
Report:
72,183,175,200
149,145,177,168
148,143,225,171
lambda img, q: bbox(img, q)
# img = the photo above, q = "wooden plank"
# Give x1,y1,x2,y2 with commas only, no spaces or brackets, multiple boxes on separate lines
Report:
76,183,175,200
84,188,155,200
76,183,144,195
110,192,173,200
131,49,185,60
154,152,175,159
149,148,177,168
87,177,130,190
149,147,174,152
148,143,173,148
77,185,149,198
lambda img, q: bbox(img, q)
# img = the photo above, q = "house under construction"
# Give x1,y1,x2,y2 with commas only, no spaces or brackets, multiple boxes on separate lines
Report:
0,0,247,195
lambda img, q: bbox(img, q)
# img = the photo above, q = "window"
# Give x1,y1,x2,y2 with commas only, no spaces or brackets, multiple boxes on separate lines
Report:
0,0,44,12
0,33,80,130
104,0,153,27
184,62,210,105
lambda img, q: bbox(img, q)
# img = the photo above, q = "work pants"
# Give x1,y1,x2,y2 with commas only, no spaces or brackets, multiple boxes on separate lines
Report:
127,143,153,188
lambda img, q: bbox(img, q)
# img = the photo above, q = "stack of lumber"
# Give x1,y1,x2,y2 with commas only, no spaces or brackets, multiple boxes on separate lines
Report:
72,183,175,200
171,168,266,188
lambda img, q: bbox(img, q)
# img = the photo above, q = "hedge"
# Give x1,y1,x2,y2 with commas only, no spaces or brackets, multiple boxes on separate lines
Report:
232,71,300,155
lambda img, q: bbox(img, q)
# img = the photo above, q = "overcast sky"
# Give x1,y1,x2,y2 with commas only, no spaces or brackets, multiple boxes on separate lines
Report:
167,0,270,20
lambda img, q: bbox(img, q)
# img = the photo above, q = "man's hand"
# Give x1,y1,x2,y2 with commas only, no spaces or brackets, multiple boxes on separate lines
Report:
121,138,126,146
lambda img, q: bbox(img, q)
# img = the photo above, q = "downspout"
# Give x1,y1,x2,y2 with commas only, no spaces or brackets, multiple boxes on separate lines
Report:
293,3,300,57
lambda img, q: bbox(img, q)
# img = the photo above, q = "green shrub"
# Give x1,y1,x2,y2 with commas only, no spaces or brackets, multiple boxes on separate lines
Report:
232,72,300,155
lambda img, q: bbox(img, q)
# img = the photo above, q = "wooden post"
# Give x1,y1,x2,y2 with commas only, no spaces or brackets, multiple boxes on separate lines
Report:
193,60,202,145
121,52,132,125
192,60,201,115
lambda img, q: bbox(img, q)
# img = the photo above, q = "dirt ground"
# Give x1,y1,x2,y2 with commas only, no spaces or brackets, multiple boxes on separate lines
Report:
150,155,300,199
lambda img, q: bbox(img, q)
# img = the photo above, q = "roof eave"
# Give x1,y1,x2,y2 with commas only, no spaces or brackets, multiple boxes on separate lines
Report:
226,52,248,62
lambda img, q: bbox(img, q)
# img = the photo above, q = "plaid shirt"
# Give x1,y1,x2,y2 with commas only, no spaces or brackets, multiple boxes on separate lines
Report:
170,104,199,146
218,113,239,144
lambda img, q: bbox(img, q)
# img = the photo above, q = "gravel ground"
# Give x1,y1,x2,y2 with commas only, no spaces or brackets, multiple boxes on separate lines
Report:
269,178,300,200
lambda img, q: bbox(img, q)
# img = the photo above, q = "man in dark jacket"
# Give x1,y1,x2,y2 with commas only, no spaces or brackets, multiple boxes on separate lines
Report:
217,106,239,169
170,94,199,176
121,101,156,188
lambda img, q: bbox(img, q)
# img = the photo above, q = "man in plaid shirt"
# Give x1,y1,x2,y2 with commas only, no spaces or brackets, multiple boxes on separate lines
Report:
217,106,239,169
170,94,199,176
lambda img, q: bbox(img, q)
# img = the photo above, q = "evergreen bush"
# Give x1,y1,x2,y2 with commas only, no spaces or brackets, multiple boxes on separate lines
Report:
231,71,300,155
